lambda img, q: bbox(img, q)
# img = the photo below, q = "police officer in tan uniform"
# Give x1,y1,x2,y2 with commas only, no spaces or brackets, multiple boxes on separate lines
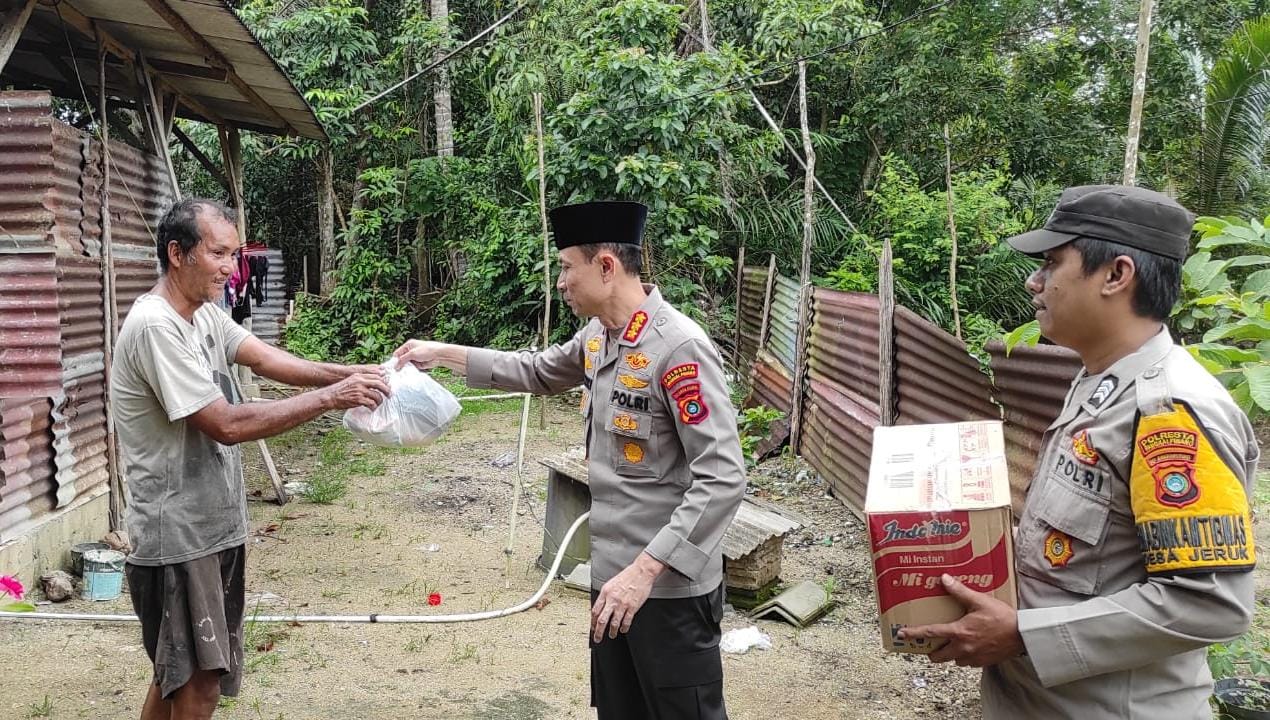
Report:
394,200,745,719
899,186,1259,719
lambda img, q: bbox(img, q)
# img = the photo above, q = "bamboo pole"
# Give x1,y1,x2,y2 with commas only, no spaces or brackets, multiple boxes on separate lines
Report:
534,92,551,431
98,37,124,531
943,123,961,340
790,60,815,451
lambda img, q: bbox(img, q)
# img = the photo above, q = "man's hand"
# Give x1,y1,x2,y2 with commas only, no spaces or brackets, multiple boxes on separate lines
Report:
321,372,390,410
896,574,1024,667
393,339,448,371
344,363,384,377
591,553,666,643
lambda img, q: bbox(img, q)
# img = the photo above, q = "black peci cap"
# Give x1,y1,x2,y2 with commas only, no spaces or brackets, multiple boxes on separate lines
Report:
548,201,648,250
1006,185,1195,260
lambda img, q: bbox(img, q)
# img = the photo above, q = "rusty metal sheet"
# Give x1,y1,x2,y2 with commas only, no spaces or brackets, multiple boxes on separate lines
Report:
48,122,89,256
0,398,56,540
808,289,881,410
114,259,160,328
801,378,878,515
51,355,109,508
737,265,769,368
0,92,55,252
894,307,998,426
57,255,106,358
987,340,1082,507
766,275,800,372
103,137,171,257
748,354,793,415
0,252,62,398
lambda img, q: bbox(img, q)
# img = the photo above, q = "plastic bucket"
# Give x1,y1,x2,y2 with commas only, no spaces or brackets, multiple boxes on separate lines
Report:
70,541,109,576
81,549,125,601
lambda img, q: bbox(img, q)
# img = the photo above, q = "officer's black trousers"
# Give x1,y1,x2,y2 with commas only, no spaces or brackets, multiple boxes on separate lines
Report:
590,584,728,720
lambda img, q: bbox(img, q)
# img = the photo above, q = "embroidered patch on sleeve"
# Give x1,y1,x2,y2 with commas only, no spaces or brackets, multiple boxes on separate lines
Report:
1043,530,1074,568
586,336,601,354
623,311,649,343
1131,403,1255,575
661,362,700,389
584,355,594,371
671,382,708,424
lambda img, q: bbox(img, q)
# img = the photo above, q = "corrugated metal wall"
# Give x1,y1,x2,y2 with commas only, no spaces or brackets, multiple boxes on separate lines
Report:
736,265,768,378
986,340,1082,509
0,90,164,541
894,307,998,425
766,275,800,371
738,265,1084,516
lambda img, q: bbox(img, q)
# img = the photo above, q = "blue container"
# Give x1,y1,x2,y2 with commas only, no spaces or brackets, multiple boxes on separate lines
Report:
81,549,125,601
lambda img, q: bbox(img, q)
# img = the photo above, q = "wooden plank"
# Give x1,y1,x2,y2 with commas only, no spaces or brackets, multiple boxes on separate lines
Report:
139,0,301,136
0,0,37,74
878,238,896,426
257,439,289,505
172,123,230,192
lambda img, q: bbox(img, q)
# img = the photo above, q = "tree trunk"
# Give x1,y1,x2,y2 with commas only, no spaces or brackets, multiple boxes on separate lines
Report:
432,0,454,157
790,60,815,451
318,147,337,295
1122,0,1154,186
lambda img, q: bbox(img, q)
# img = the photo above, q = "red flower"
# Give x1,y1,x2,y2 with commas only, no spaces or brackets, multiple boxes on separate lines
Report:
427,592,442,606
0,576,23,601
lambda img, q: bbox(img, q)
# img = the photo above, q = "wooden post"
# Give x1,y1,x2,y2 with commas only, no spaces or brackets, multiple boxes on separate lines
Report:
790,60,815,451
225,127,246,245
534,92,550,430
878,238,896,426
943,123,961,340
733,242,745,368
317,146,336,294
757,253,777,353
1123,0,1154,186
98,37,125,531
0,0,36,74
139,60,181,200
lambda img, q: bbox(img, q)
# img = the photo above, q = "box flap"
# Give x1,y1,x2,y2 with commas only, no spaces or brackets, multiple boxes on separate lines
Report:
866,421,1010,512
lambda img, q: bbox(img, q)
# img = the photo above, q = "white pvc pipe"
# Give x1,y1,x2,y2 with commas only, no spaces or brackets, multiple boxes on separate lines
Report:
0,512,589,625
504,391,533,588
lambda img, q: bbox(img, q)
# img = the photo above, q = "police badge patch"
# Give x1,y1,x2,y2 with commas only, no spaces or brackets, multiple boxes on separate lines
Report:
1043,529,1075,568
672,382,708,424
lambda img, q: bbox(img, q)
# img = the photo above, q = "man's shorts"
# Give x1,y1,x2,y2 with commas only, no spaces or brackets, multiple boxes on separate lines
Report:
125,545,246,699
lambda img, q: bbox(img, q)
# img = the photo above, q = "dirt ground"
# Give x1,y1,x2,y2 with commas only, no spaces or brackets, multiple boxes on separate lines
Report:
1,391,1264,720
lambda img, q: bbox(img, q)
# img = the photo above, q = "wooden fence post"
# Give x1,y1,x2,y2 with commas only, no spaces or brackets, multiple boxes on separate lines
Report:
878,238,896,426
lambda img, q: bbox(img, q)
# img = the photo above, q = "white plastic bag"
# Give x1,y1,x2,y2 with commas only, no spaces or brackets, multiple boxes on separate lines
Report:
719,626,773,654
342,361,461,447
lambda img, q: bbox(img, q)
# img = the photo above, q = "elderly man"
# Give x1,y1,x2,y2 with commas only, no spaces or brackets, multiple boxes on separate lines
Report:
394,200,746,719
900,185,1259,719
111,198,389,720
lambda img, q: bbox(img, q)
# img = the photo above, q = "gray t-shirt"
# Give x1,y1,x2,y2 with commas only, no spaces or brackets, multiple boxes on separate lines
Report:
111,293,251,566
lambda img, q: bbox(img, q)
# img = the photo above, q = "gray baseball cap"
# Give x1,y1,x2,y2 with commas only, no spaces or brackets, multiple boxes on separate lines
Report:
1006,185,1195,260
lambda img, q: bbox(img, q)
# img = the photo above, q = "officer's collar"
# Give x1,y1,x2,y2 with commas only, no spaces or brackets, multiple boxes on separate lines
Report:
1075,325,1173,416
614,285,664,347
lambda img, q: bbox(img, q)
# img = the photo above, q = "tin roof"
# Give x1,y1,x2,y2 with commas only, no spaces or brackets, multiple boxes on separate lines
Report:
3,0,325,140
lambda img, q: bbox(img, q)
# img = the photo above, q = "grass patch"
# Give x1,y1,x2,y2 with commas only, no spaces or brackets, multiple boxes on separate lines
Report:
300,428,388,504
243,619,291,673
25,696,52,718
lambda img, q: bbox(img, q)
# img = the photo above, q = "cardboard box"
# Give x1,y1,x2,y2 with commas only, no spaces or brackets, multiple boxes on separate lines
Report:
866,420,1016,654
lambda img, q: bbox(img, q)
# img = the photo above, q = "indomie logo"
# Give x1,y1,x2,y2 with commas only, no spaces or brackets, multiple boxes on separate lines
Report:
880,519,964,544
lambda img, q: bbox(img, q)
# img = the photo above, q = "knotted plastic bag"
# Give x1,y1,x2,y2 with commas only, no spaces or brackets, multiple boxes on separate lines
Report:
342,361,461,447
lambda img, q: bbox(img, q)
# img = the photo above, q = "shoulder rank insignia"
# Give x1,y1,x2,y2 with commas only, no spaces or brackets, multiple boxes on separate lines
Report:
1088,375,1118,408
623,311,649,344
617,373,649,390
1071,430,1099,466
1131,403,1255,575
586,336,601,353
624,352,651,371
1043,529,1074,568
661,362,699,389
672,382,708,425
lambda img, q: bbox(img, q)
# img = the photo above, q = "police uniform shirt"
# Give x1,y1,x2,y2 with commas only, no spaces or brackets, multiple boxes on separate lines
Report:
466,285,747,598
982,328,1259,719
